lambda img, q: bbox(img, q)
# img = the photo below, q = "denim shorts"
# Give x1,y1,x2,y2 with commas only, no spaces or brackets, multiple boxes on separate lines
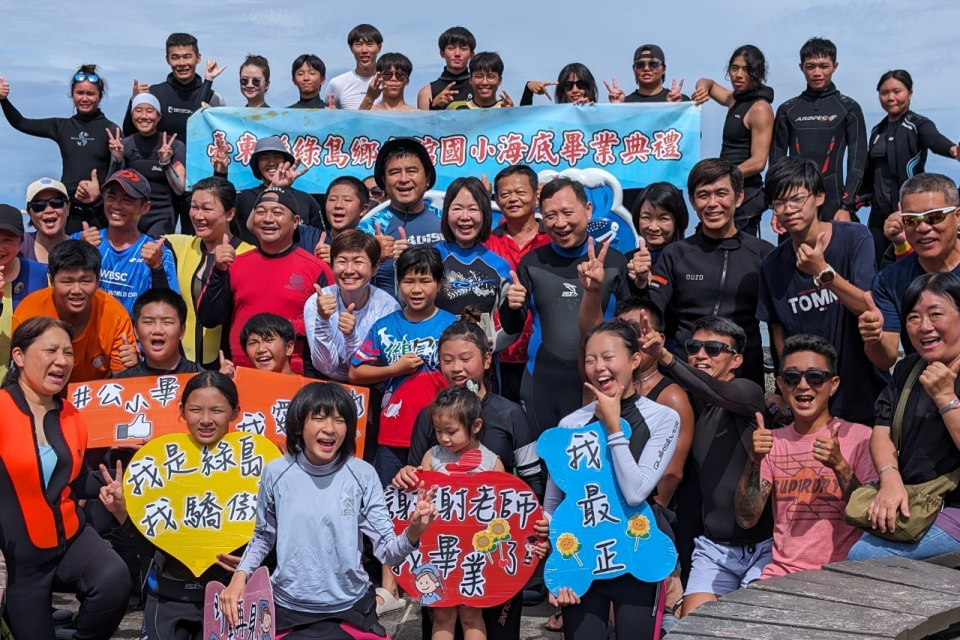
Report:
684,536,773,597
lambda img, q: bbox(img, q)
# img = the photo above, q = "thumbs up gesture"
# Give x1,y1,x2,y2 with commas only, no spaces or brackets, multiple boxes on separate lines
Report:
213,234,236,271
219,350,237,380
131,77,149,99
140,236,166,270
75,169,100,204
118,334,140,369
373,223,394,263
314,231,330,264
80,220,102,247
506,269,527,310
858,291,884,345
796,231,828,277
338,303,357,335
919,355,960,407
627,243,652,288
315,283,337,320
750,411,774,464
813,420,850,475
392,226,408,261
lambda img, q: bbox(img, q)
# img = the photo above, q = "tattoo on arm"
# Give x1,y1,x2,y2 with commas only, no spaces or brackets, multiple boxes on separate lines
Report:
735,459,772,529
834,466,862,502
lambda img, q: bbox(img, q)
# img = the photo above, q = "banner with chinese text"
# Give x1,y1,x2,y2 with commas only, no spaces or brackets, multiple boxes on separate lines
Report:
186,104,700,193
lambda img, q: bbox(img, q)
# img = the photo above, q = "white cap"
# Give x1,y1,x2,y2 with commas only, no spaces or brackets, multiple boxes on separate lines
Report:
26,177,69,204
131,93,162,114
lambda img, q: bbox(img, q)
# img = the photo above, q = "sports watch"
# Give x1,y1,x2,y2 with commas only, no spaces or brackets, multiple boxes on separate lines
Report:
814,266,836,287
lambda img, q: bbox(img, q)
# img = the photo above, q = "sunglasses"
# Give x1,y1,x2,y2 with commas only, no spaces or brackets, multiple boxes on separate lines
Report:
28,197,67,212
684,340,737,357
562,80,590,92
239,77,263,87
779,369,831,387
900,206,957,228
74,73,100,83
633,60,663,70
381,71,408,81
369,187,384,198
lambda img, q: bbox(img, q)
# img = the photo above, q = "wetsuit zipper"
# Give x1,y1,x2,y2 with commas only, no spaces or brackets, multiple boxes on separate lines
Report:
713,249,730,316
30,411,68,555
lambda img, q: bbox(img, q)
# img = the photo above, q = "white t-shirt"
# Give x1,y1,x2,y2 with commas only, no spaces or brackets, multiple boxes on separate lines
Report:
326,70,377,110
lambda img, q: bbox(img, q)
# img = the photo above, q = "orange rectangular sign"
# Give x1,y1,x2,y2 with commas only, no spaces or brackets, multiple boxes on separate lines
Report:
68,369,370,458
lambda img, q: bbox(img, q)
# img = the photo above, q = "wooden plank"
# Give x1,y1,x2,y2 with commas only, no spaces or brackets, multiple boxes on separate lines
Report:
689,600,901,638
924,549,960,569
720,588,927,631
824,559,960,596
670,615,888,640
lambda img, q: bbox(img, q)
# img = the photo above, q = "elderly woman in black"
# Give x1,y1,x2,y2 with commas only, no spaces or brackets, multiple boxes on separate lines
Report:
0,317,130,640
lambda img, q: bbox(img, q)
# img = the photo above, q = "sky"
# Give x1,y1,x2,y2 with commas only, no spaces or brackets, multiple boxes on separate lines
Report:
1,0,958,238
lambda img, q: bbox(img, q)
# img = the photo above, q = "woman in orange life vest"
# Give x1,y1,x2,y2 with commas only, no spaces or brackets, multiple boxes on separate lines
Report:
0,317,131,640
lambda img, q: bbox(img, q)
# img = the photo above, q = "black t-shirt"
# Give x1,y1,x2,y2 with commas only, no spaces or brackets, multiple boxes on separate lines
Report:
114,357,204,380
112,132,187,235
288,95,327,109
757,222,888,424
236,185,325,246
876,354,960,508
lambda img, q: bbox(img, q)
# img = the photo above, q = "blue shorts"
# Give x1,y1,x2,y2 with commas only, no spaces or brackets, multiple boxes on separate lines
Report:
684,536,773,597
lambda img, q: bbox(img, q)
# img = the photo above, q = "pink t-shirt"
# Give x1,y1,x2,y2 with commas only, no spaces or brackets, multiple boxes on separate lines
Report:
759,419,877,578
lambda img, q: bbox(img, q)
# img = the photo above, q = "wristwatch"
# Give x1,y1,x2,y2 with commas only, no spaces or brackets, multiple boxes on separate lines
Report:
814,265,836,287
939,397,960,415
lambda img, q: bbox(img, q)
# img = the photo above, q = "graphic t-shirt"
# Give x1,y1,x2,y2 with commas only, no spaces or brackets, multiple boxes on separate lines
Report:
757,223,888,423
759,419,876,578
0,258,50,379
436,243,514,351
69,229,179,316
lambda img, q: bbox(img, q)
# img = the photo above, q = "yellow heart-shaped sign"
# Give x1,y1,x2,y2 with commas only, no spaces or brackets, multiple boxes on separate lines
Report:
124,432,281,577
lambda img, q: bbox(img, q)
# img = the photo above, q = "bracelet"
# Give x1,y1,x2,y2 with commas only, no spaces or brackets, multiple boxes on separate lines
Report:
877,465,899,476
894,241,912,256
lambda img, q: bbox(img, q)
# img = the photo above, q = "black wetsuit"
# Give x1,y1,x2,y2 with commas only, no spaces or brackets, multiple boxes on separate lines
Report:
122,74,219,140
721,86,775,236
428,68,472,109
0,99,118,232
771,83,867,220
647,230,774,388
624,87,691,103
110,132,186,236
288,95,326,109
498,241,631,435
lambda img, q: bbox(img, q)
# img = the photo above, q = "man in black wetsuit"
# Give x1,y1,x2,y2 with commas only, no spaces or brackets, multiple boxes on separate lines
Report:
642,159,774,387
498,177,631,434
416,26,476,110
770,37,867,223
288,54,328,109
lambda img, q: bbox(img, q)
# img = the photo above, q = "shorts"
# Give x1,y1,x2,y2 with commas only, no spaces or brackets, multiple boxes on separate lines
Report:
684,536,773,597
373,445,409,487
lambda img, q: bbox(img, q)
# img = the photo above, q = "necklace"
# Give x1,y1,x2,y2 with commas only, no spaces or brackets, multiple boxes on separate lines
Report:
636,369,659,386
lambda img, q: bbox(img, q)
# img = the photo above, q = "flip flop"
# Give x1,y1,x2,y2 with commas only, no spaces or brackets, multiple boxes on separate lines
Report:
375,587,405,615
544,610,563,632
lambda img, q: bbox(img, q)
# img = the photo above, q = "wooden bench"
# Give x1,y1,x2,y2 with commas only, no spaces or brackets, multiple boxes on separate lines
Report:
667,552,960,639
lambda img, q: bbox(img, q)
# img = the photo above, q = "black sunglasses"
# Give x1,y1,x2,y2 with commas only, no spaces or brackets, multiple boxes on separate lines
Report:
633,60,663,70
562,80,590,92
240,77,263,87
74,73,100,83
780,369,831,387
381,71,408,81
684,340,737,357
29,197,67,213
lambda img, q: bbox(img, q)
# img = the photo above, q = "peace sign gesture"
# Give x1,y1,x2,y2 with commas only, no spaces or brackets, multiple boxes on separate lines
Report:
526,80,557,102
431,82,458,109
271,159,308,189
210,138,231,174
98,460,128,523
365,73,383,101
158,132,177,165
106,127,125,163
498,90,514,108
667,79,685,103
603,78,626,103
577,237,608,292
205,59,227,82
406,482,439,542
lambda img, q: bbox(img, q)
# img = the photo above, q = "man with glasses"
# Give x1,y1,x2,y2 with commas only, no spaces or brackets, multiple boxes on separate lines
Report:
643,159,773,386
447,52,513,109
734,334,875,578
21,178,70,263
640,315,772,614
606,44,689,103
859,173,960,369
758,157,886,424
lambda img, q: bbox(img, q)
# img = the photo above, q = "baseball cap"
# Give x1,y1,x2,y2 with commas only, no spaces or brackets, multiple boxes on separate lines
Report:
254,187,301,217
250,136,297,181
0,204,25,238
102,169,152,200
26,177,69,204
634,44,666,64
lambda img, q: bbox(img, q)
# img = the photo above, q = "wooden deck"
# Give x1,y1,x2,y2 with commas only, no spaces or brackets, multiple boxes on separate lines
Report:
668,553,960,639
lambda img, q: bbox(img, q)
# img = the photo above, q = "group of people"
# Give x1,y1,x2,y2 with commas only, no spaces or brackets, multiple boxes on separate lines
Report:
0,21,959,640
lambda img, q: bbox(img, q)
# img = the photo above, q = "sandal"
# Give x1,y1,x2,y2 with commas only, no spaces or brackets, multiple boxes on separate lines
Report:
375,587,405,615
544,610,563,632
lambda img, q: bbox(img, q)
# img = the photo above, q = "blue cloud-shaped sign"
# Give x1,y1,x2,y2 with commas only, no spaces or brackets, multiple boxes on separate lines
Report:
537,419,677,597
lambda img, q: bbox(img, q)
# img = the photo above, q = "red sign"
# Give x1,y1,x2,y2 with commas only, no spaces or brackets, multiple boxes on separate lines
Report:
204,566,274,640
383,470,542,608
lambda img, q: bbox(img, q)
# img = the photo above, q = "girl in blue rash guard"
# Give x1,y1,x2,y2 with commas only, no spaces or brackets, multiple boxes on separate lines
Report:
436,177,515,351
221,383,438,639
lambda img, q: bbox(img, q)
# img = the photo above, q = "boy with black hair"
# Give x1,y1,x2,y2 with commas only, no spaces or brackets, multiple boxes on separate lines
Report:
360,53,415,112
770,37,867,222
417,26,476,110
13,240,136,382
239,313,296,375
124,32,225,140
327,24,383,110
448,52,512,109
306,176,370,263
115,287,202,378
288,54,328,109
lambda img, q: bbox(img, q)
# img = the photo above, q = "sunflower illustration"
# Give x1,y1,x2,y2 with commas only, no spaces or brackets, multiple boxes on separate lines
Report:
556,533,583,567
626,514,651,551
488,518,511,542
473,529,496,554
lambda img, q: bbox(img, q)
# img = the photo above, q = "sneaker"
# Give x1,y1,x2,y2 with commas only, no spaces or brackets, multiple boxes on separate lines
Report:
51,608,74,625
